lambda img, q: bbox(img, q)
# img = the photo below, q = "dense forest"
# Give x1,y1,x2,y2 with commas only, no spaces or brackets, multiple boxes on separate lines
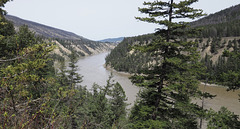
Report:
191,4,240,37
1,0,240,129
0,1,126,128
0,16,127,129
105,34,156,73
106,3,240,87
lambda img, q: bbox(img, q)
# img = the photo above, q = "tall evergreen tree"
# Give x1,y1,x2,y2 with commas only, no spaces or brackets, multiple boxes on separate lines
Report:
67,51,83,89
65,51,83,129
129,0,206,128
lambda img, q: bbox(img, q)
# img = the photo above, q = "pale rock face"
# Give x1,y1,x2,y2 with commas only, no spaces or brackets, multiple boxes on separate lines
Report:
53,40,116,57
54,41,72,55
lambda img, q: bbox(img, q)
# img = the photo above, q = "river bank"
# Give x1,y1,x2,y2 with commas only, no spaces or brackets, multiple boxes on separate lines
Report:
197,84,240,116
104,64,134,77
105,61,240,115
76,52,240,115
76,52,139,108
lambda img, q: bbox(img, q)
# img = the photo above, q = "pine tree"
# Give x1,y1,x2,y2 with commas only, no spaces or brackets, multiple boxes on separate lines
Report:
64,51,83,129
129,0,206,128
0,0,13,15
82,75,127,129
67,51,83,89
109,82,128,128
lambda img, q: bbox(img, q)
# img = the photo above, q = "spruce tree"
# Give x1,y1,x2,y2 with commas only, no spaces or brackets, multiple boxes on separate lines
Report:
67,51,83,89
65,51,83,129
129,0,206,128
109,82,128,127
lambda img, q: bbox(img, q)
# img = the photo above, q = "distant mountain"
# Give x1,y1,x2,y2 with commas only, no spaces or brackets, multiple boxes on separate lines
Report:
4,15,115,57
5,15,87,40
99,37,124,43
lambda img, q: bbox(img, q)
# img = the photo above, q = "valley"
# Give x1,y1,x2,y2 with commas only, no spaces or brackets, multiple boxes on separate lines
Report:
1,0,240,128
5,15,116,58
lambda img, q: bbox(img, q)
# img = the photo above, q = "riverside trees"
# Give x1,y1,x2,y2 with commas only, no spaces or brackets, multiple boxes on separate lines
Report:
128,0,208,128
0,1,127,128
127,0,240,128
0,22,128,129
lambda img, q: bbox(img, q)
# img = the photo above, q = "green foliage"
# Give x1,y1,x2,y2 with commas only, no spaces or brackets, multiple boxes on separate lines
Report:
0,14,59,128
67,51,83,89
221,50,240,91
201,44,240,91
127,0,208,128
0,0,13,15
66,75,128,129
105,34,155,73
0,14,127,128
50,52,126,129
198,20,240,38
0,26,56,128
0,16,15,36
191,4,240,38
207,107,240,129
16,25,36,48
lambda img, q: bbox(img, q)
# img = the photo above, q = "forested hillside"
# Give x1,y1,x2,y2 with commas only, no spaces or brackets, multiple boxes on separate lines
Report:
123,0,240,128
106,34,155,73
191,4,240,37
106,3,240,85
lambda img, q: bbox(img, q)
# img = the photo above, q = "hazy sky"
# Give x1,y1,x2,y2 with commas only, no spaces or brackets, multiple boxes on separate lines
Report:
4,0,240,41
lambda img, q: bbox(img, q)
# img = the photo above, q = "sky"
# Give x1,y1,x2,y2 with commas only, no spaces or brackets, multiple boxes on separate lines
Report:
4,0,240,41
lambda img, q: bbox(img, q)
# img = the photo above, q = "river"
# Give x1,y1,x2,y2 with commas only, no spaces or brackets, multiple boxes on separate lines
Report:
76,52,139,107
76,52,240,115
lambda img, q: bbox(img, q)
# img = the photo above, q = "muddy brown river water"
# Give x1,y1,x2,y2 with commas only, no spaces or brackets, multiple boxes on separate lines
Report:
76,52,240,115
197,84,240,115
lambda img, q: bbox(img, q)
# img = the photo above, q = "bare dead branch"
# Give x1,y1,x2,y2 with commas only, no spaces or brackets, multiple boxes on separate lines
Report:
0,57,22,63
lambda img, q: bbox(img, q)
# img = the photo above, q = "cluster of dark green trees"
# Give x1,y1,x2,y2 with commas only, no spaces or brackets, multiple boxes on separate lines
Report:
191,3,240,38
199,37,240,88
199,20,240,38
0,1,127,128
105,34,156,73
